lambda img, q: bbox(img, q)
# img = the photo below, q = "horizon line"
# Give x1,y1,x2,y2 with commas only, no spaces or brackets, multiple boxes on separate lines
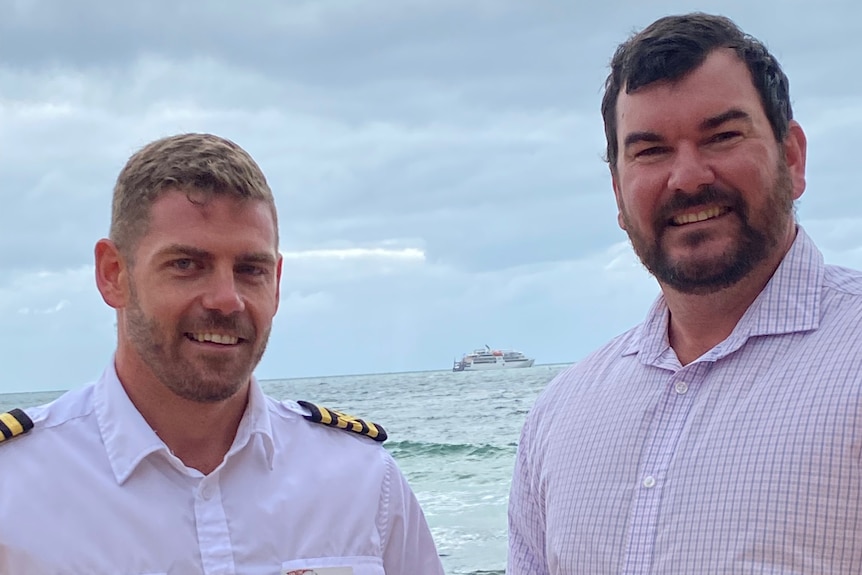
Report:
1,361,578,395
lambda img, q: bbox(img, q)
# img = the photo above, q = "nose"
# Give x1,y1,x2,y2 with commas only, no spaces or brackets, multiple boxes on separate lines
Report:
201,268,245,315
666,142,715,193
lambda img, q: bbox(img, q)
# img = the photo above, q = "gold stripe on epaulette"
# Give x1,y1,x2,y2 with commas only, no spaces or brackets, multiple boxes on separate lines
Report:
0,408,35,443
319,406,334,425
297,400,388,442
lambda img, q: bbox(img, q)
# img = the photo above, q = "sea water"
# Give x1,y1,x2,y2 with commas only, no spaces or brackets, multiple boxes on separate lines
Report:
0,363,569,574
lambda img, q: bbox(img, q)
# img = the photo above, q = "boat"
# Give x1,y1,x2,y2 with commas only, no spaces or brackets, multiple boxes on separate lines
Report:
452,345,535,372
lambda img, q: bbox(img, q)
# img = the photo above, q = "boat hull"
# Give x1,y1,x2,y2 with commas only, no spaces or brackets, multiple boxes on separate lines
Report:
456,358,535,371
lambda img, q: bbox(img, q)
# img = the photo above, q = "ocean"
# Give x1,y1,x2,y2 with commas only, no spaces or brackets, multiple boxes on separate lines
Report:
0,362,570,574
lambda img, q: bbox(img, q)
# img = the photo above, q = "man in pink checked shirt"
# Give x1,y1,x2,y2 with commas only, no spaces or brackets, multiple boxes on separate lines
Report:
509,12,862,575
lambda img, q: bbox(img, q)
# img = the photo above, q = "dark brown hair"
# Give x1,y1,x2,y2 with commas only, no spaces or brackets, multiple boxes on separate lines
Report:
601,12,793,171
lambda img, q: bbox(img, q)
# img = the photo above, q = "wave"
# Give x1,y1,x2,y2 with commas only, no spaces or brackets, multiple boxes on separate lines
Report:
386,439,515,459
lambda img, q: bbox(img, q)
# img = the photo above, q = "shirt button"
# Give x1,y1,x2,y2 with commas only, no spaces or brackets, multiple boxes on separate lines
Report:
201,485,213,500
643,475,656,488
674,381,689,395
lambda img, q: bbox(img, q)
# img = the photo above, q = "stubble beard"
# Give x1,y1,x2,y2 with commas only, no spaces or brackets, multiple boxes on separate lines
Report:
124,284,270,403
622,160,795,295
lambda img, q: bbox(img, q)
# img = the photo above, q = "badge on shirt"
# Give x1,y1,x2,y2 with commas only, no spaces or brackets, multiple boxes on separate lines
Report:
283,568,353,575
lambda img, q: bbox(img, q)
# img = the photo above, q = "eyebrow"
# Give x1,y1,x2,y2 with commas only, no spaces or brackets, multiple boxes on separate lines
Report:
623,131,663,150
157,245,210,260
238,252,279,266
622,108,753,151
699,108,752,131
158,244,278,266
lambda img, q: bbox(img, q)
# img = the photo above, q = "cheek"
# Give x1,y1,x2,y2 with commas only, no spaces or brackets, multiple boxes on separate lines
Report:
241,288,280,322
259,293,281,320
616,187,652,225
136,287,185,326
719,147,779,194
617,169,664,213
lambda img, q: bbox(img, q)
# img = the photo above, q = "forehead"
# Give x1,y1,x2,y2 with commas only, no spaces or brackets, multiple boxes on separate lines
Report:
139,189,278,255
615,49,766,134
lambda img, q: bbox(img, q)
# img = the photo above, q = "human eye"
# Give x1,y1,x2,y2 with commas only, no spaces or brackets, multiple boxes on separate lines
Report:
707,131,743,145
633,145,670,160
171,258,200,272
236,263,268,277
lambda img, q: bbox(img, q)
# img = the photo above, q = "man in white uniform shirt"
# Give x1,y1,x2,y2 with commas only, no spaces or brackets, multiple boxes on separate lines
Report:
0,133,444,575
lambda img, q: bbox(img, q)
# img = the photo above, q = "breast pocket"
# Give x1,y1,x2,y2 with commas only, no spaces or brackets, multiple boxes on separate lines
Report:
281,556,385,575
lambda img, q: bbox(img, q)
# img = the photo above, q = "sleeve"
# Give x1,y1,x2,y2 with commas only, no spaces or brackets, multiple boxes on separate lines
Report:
379,453,445,575
507,411,550,575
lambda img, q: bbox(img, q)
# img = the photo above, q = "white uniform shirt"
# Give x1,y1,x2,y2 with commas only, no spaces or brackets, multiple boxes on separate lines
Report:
0,363,444,575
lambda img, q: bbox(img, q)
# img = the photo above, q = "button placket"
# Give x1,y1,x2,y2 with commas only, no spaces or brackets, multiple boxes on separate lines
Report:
621,368,705,574
194,475,236,575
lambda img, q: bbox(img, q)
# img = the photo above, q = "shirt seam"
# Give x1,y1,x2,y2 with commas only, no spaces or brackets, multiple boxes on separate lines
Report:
376,448,393,556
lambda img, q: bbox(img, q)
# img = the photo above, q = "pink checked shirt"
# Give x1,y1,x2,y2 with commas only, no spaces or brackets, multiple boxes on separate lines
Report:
509,227,862,574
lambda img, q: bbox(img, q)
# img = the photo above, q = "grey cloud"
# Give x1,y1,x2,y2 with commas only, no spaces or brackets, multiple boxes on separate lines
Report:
3,0,862,390
1,0,599,110
260,241,660,380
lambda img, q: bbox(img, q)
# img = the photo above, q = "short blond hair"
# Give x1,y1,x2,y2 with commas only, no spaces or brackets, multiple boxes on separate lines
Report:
110,133,278,257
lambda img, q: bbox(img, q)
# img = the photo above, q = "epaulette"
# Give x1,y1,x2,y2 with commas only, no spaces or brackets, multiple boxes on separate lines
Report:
0,408,35,444
297,400,388,443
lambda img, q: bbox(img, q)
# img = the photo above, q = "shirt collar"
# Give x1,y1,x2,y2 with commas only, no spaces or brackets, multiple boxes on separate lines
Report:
95,361,275,485
623,226,824,363
228,373,275,470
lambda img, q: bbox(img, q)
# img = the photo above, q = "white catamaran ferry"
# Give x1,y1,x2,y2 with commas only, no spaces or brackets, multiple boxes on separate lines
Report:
452,345,535,371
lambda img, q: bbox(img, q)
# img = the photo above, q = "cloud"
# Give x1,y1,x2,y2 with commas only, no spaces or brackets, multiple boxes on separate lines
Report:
1,267,92,314
2,0,862,392
282,247,426,262
18,300,69,315
279,291,335,317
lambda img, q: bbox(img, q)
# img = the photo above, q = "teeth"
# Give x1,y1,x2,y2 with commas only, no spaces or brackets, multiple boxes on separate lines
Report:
190,333,239,345
672,206,725,225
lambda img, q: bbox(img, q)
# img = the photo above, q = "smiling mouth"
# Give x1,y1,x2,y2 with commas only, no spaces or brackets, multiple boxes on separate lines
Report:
185,332,242,345
669,206,730,226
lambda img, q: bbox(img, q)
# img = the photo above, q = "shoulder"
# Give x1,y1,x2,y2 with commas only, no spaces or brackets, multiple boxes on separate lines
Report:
819,264,862,331
544,329,638,392
296,400,388,442
823,263,862,298
0,385,96,452
0,408,35,444
268,397,389,443
265,397,396,487
528,329,640,421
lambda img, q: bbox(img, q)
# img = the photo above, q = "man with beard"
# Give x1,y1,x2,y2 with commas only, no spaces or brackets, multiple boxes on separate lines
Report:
0,133,445,574
508,13,862,575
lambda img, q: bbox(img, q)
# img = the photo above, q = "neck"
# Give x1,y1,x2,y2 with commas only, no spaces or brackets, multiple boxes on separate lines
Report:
115,354,249,475
664,286,757,365
150,391,248,475
663,226,797,366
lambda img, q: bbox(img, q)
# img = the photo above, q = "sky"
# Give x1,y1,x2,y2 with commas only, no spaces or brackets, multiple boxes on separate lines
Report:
2,0,861,393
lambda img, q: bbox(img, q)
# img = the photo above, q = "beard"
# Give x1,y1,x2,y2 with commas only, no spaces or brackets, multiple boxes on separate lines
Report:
621,159,795,295
124,283,270,403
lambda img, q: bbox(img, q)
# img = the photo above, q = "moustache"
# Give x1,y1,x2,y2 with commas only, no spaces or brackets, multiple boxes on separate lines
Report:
655,185,744,226
181,311,255,340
